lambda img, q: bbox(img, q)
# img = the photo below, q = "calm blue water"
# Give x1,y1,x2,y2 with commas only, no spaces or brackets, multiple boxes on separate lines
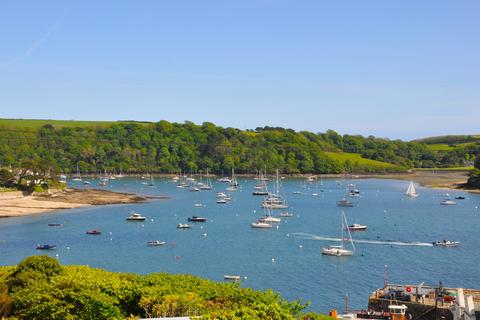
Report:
1,177,479,312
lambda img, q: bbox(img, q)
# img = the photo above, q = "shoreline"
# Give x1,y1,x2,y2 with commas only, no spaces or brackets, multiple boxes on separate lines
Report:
0,188,165,218
0,171,477,218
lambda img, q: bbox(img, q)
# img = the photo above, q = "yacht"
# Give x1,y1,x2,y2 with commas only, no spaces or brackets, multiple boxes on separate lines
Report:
251,220,273,228
126,212,146,221
36,244,57,250
322,211,355,257
177,223,192,229
405,180,419,198
188,216,207,222
347,224,367,231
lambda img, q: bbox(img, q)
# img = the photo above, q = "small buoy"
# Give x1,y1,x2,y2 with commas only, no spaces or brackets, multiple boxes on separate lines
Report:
141,224,144,227
200,226,203,230
66,246,70,250
109,232,112,235
271,257,275,262
235,213,238,216
151,219,154,222
203,233,207,237
384,210,387,213
286,233,290,237
276,225,279,229
299,245,303,249
244,276,248,280
253,210,256,213
55,254,59,259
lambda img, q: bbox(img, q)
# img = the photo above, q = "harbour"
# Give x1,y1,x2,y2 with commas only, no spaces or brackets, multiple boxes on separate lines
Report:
1,177,479,312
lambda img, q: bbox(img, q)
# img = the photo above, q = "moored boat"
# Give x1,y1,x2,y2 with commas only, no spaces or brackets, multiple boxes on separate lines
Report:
337,198,354,207
251,221,273,228
177,223,192,229
347,224,367,231
36,244,57,250
279,212,293,217
188,216,207,222
48,223,63,227
147,240,166,246
224,275,241,281
126,212,146,221
440,199,456,205
86,229,102,235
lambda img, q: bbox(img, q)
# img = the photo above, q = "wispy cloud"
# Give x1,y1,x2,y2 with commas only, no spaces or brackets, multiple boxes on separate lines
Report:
0,13,65,68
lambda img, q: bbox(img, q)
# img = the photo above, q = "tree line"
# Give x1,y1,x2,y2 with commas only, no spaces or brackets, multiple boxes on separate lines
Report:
0,121,478,178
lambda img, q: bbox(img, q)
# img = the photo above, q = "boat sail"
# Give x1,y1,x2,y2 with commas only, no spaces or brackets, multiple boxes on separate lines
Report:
405,181,418,198
322,211,355,257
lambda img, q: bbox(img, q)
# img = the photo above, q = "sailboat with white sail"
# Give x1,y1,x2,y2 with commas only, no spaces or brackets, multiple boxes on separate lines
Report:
261,169,288,209
72,165,82,182
226,168,239,191
322,211,355,257
405,180,418,198
200,169,213,190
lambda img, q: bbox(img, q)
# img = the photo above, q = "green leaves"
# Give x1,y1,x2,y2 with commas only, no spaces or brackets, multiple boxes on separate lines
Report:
0,257,322,319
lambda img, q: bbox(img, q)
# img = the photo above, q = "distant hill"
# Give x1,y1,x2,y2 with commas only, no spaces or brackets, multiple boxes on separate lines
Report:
412,134,480,145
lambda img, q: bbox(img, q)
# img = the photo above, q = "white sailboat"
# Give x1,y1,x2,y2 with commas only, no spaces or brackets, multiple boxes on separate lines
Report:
405,180,418,198
322,211,355,257
72,165,82,182
200,169,213,190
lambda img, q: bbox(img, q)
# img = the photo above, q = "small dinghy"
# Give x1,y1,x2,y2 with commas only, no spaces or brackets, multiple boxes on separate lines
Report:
48,223,63,227
224,275,241,281
177,223,192,229
432,240,460,247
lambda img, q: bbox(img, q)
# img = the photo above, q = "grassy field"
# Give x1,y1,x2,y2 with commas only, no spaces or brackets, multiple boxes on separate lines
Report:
414,166,473,171
325,152,396,169
0,118,149,130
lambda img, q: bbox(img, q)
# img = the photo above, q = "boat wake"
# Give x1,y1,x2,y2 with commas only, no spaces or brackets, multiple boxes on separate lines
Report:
291,232,433,247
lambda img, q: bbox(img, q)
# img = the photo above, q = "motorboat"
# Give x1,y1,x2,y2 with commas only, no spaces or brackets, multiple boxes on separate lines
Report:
292,191,302,195
193,203,204,208
224,275,241,281
147,240,166,246
188,216,207,222
216,192,227,197
189,186,200,192
83,180,91,185
279,212,293,217
177,223,192,229
36,244,56,250
347,224,367,231
126,212,146,221
440,199,456,205
337,198,354,207
216,198,229,204
48,223,63,227
251,221,273,228
455,196,465,200
86,229,102,235
432,240,460,247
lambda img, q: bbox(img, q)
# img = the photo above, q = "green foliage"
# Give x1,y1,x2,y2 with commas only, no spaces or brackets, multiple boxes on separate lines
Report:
0,257,326,320
1,119,478,174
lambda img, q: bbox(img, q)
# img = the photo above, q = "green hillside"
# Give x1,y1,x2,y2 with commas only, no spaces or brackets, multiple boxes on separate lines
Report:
413,134,480,145
0,118,146,130
325,152,400,172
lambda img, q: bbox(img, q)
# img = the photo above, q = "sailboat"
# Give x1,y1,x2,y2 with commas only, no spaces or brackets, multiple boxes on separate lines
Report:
72,165,82,182
405,180,418,198
200,169,213,190
226,168,239,191
322,211,355,257
253,169,269,195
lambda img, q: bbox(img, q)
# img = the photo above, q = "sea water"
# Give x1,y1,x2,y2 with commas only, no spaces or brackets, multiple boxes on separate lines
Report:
1,177,479,312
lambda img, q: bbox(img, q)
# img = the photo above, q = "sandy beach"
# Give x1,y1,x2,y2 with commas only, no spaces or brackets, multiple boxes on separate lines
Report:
0,188,152,218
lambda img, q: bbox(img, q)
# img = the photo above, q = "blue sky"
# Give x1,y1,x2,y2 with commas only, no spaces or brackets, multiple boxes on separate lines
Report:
0,1,479,140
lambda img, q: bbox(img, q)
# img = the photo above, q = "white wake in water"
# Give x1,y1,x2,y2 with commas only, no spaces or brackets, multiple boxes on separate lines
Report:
291,232,433,247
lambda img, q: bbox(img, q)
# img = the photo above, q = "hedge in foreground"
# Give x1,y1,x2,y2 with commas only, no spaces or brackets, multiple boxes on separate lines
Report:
0,256,330,320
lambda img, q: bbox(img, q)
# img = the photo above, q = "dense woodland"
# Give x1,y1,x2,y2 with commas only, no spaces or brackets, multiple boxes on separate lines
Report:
0,121,479,179
0,256,327,320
